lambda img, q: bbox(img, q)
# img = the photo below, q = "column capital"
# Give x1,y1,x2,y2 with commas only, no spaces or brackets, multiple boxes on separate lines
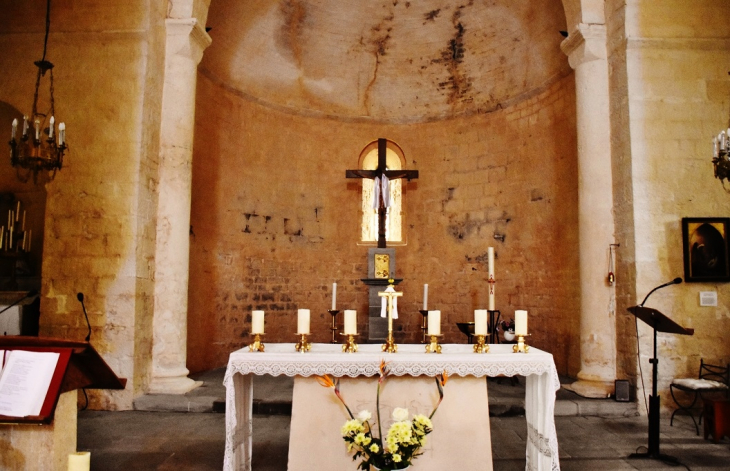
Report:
560,23,607,69
165,18,212,65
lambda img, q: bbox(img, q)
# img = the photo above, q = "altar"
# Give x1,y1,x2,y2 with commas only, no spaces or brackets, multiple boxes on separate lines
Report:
223,343,561,471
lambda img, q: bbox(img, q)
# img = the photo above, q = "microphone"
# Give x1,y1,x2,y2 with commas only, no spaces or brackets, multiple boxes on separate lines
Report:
77,292,91,342
0,289,39,316
640,277,682,307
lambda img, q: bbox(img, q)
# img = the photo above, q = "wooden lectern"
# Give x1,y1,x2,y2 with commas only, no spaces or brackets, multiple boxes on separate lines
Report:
627,306,693,464
0,336,126,470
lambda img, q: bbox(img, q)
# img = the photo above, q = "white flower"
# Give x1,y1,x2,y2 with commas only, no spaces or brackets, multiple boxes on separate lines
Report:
392,407,409,422
357,410,372,422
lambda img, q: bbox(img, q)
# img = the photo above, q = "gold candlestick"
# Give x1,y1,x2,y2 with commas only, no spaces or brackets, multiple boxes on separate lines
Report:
248,333,265,352
425,334,442,354
513,334,529,353
328,309,339,344
473,334,489,353
419,310,429,344
342,333,359,353
295,333,311,352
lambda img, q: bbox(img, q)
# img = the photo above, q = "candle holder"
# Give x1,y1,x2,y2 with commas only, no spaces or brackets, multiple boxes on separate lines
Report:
248,333,265,352
513,334,530,353
328,309,339,344
473,334,489,354
382,331,398,353
419,310,429,344
342,333,359,353
425,334,442,354
295,333,311,352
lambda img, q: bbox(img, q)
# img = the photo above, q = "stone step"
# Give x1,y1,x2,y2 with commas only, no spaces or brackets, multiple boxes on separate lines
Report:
133,368,639,419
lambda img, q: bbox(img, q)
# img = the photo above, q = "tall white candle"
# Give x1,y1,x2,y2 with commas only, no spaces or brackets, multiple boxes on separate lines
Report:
515,310,528,336
331,282,337,310
68,451,90,471
344,309,357,334
22,116,28,137
11,118,17,140
488,247,496,310
423,284,428,310
252,310,265,334
59,122,65,145
474,309,487,336
34,119,40,140
297,309,310,334
428,310,441,335
49,116,54,139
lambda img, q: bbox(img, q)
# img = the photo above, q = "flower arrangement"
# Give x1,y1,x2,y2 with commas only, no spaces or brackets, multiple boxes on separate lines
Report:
318,360,448,470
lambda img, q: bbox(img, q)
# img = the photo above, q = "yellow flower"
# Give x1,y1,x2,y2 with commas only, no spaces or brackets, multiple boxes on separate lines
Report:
354,433,371,446
341,419,364,436
392,453,402,463
369,443,380,453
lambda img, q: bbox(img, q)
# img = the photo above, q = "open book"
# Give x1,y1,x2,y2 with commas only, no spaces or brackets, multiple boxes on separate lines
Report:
0,349,59,417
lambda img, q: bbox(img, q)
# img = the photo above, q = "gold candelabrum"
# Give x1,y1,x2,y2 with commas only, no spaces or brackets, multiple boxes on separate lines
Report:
295,333,311,352
473,334,489,354
342,333,358,353
425,334,442,354
248,333,265,352
379,282,402,353
513,334,529,353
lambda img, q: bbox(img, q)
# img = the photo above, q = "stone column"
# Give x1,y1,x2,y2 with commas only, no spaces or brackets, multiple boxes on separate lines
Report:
148,18,211,394
560,24,617,398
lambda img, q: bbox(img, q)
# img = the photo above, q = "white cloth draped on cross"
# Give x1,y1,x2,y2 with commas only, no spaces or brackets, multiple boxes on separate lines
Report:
372,175,391,210
380,284,398,319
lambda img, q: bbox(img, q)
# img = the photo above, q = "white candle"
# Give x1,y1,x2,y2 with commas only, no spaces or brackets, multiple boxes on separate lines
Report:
331,282,337,310
59,122,65,145
251,310,265,334
344,309,357,334
515,310,528,336
428,310,441,336
34,119,40,140
11,118,17,140
714,137,719,157
22,116,28,137
68,451,90,471
297,309,310,334
423,284,428,310
474,309,487,336
49,116,54,139
488,247,496,310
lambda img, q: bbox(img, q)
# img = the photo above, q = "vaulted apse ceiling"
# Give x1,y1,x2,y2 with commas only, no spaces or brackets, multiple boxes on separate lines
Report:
200,0,570,124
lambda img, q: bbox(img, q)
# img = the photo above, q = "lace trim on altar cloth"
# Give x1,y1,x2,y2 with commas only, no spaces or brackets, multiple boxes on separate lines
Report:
526,422,560,471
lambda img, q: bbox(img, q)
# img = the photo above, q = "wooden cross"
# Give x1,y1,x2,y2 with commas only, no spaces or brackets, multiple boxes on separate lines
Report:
346,138,419,248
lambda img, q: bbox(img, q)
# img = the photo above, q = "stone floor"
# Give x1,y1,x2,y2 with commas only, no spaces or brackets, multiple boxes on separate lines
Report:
77,370,730,470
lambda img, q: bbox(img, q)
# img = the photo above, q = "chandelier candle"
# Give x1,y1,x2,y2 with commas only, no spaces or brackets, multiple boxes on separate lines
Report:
474,309,487,336
428,310,441,335
297,309,310,334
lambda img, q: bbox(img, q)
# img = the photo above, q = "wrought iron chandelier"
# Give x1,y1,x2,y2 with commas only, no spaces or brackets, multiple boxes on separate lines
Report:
712,74,730,188
8,0,67,183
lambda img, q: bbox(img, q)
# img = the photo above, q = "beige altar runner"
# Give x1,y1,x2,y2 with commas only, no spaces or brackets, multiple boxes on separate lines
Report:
223,343,561,471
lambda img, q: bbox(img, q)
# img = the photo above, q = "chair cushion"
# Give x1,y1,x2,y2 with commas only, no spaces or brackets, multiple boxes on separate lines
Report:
672,378,729,390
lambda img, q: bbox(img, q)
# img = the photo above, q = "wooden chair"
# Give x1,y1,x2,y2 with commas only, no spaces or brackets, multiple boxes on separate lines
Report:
670,359,730,435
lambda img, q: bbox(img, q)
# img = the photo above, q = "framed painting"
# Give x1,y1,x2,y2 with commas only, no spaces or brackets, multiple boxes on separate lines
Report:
682,217,730,282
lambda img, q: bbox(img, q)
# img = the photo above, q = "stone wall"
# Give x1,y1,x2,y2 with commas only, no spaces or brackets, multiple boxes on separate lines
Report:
0,0,166,409
188,71,581,375
613,0,730,406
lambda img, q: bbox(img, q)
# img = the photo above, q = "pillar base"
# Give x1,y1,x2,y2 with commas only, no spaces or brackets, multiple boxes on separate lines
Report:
148,368,202,395
564,379,614,398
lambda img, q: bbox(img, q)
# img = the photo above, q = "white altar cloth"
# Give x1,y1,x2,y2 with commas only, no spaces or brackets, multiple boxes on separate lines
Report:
223,343,561,471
